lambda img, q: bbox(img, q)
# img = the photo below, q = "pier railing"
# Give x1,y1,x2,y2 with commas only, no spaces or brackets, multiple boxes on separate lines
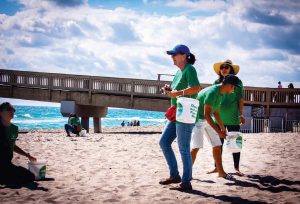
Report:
0,69,300,107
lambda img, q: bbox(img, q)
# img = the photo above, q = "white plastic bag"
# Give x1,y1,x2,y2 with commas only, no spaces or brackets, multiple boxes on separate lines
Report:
79,129,87,137
176,97,199,124
225,132,243,153
28,159,47,180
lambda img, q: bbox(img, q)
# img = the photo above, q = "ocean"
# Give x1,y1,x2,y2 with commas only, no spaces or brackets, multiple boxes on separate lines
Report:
12,106,166,130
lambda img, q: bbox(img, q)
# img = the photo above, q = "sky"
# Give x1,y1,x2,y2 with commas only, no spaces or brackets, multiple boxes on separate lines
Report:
0,0,300,106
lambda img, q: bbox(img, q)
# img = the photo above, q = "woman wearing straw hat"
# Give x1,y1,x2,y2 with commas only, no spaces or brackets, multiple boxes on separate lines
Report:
208,59,245,176
159,44,201,191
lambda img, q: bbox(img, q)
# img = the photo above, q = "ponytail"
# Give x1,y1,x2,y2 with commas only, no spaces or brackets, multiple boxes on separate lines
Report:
187,53,196,65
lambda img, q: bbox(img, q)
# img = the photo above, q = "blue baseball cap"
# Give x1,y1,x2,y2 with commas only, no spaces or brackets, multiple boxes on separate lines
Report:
166,44,190,56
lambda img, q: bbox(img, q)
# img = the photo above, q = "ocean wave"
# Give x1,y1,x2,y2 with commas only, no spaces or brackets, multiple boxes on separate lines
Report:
13,118,66,124
23,113,33,118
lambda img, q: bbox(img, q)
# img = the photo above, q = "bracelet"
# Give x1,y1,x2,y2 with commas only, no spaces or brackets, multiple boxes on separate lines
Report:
182,89,185,96
239,115,244,118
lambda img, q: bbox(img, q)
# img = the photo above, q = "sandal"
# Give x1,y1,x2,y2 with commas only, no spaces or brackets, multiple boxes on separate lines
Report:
159,176,181,185
223,174,234,180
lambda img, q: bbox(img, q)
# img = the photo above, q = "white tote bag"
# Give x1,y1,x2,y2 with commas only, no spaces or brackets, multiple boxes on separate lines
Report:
225,132,243,153
176,97,199,124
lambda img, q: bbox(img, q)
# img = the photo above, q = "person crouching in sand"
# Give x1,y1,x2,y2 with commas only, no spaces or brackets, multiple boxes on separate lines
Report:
0,102,37,185
65,113,81,137
190,75,241,180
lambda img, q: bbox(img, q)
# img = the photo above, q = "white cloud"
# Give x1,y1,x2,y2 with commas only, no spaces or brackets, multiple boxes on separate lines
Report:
165,0,229,12
0,1,299,88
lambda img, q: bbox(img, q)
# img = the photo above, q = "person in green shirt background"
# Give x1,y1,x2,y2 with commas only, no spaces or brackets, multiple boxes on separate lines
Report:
190,75,242,180
159,44,201,191
0,102,37,185
65,113,82,137
207,59,245,176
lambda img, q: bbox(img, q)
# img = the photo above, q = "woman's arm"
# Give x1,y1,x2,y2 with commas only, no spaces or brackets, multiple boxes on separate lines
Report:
213,109,226,133
204,105,226,138
14,145,37,162
167,85,201,98
239,99,245,124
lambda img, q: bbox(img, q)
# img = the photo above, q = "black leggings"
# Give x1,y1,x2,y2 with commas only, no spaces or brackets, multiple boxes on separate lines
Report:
0,163,35,185
216,125,241,169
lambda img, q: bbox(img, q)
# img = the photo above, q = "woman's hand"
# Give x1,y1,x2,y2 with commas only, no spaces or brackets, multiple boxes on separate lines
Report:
240,115,246,124
162,84,172,95
27,154,37,162
217,129,227,138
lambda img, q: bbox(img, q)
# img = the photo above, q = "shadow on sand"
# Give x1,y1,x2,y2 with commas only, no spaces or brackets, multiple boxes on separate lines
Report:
171,187,267,204
0,178,54,192
180,174,300,203
225,174,300,193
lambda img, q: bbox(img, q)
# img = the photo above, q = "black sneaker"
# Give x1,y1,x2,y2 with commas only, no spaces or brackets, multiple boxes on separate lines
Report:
159,176,181,185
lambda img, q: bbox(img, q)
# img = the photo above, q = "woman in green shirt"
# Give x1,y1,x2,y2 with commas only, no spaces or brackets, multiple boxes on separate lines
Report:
0,102,37,185
209,59,245,176
159,44,201,191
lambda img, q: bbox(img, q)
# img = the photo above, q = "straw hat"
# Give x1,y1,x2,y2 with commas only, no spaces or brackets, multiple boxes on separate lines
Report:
213,59,240,75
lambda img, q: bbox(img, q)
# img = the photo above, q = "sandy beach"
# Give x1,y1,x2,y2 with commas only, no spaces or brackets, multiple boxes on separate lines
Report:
0,126,299,203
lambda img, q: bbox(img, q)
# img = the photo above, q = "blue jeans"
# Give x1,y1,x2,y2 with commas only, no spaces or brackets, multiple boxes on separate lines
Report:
159,121,194,184
65,124,77,135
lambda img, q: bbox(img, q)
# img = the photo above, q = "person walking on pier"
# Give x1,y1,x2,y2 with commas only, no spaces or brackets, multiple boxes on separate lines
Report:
190,74,241,180
159,44,201,191
288,83,295,103
207,59,245,176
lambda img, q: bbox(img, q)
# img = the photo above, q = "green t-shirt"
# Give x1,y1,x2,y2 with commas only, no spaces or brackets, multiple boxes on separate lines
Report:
170,64,200,106
0,122,18,164
68,117,81,126
213,79,244,125
196,84,224,121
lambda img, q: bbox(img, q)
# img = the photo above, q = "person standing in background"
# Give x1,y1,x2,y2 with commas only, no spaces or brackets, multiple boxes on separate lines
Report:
288,83,295,103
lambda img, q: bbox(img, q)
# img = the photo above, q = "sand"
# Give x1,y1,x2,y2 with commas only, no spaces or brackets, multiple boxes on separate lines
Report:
0,126,299,203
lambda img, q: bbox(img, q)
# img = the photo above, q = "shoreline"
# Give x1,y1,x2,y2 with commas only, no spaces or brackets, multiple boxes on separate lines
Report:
19,125,165,134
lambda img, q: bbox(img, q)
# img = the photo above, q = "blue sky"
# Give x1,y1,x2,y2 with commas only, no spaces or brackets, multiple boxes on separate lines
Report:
0,0,214,16
0,0,300,106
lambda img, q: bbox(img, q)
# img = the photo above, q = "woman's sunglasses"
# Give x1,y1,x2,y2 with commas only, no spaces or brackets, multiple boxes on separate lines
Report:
220,65,230,70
